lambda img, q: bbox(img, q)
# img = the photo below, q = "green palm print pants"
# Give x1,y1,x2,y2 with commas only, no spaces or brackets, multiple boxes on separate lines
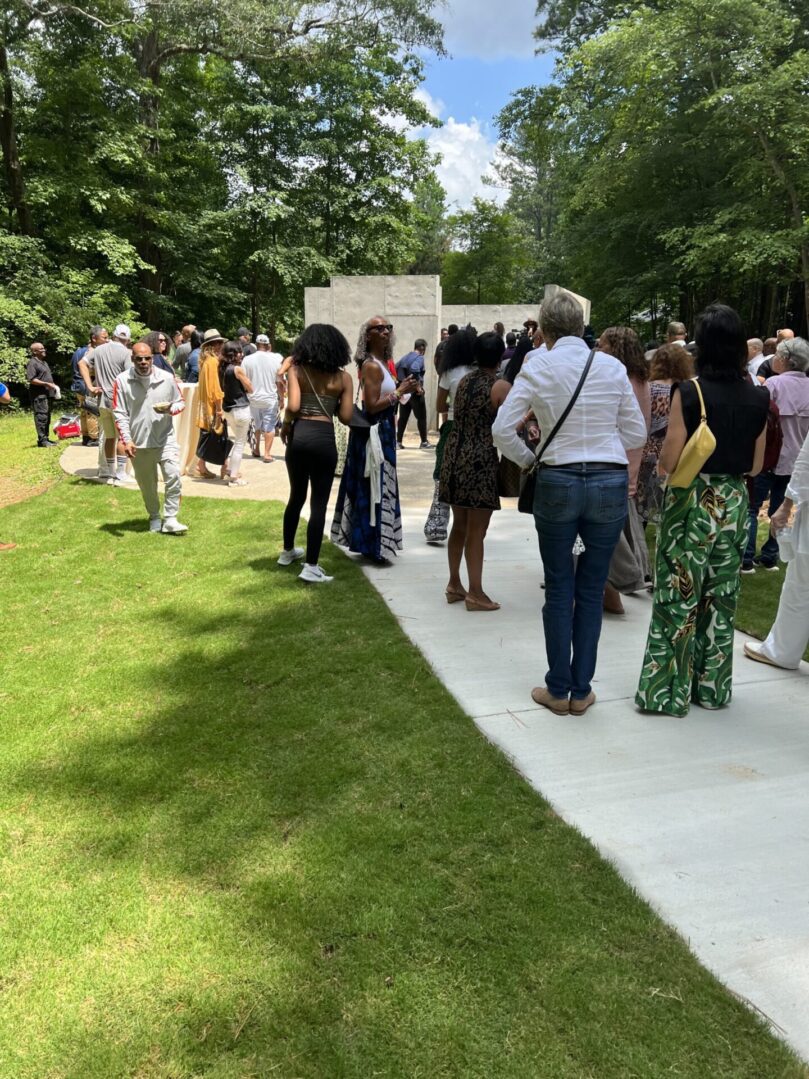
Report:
636,475,748,716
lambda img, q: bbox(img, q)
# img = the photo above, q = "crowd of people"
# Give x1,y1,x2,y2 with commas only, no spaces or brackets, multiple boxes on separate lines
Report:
12,296,809,712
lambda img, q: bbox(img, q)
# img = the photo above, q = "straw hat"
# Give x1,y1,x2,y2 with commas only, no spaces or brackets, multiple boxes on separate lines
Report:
202,328,224,345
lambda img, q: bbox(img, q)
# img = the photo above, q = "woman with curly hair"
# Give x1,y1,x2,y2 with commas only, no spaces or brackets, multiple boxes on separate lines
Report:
143,330,175,373
277,324,354,582
598,326,652,613
636,343,694,524
330,316,418,563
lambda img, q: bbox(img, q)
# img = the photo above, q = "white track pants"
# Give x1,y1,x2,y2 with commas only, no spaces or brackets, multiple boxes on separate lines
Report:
131,441,182,521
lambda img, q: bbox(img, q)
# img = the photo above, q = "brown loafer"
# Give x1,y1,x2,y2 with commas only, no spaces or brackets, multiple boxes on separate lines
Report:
531,687,570,715
570,692,596,716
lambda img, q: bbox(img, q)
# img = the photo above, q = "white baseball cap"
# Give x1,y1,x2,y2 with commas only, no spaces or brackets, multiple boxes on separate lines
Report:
256,334,270,345
114,323,131,341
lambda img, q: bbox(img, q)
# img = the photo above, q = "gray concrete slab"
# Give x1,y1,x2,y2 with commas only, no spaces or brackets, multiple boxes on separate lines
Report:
359,501,809,1061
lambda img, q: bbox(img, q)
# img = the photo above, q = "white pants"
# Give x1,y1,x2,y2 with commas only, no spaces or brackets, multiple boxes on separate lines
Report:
131,440,182,521
225,406,250,477
760,552,809,669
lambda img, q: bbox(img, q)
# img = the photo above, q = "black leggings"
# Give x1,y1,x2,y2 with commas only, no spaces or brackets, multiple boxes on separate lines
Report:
283,420,338,564
396,392,427,443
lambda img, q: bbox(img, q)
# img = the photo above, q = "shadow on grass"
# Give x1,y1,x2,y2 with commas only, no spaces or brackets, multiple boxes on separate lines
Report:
0,485,803,1077
98,518,151,536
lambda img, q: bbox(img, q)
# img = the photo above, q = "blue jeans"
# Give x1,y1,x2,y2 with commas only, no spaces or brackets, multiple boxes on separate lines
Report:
744,471,789,566
534,465,628,700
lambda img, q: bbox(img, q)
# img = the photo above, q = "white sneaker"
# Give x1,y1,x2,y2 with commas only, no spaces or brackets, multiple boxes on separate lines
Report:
277,547,304,566
114,473,137,486
298,563,334,583
105,476,116,486
162,518,188,534
149,518,163,532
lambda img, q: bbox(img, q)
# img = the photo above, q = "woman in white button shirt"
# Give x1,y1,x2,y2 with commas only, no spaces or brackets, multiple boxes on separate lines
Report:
492,292,647,716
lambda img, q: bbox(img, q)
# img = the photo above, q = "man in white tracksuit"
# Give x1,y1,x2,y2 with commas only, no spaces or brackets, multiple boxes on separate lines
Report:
112,340,188,534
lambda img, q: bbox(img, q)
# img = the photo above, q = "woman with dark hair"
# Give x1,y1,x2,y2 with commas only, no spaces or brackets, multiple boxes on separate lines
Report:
185,329,203,384
144,330,174,373
330,317,418,563
439,331,508,610
636,343,695,523
423,328,476,542
636,303,769,716
218,340,253,487
598,326,652,612
278,324,354,582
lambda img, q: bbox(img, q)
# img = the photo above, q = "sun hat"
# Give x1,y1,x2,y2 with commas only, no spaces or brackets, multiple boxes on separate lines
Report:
113,323,131,341
256,334,270,345
202,328,224,344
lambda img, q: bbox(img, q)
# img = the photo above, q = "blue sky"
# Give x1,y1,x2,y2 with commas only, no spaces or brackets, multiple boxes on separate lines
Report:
411,1,557,208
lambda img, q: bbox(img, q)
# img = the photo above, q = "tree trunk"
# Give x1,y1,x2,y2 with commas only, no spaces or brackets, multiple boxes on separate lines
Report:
0,36,34,235
134,19,163,321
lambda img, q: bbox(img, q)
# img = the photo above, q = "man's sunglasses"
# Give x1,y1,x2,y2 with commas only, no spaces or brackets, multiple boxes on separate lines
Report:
369,324,393,333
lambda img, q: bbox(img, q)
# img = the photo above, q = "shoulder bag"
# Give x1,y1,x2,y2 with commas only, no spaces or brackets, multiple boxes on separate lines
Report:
667,377,716,488
517,348,596,514
196,419,233,466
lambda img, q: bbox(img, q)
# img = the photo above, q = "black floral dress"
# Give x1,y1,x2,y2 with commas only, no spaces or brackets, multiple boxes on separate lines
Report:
438,369,501,510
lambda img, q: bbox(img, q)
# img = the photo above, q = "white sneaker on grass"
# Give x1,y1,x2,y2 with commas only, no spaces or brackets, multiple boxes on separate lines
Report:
277,547,304,566
149,518,163,533
162,518,188,534
298,563,334,583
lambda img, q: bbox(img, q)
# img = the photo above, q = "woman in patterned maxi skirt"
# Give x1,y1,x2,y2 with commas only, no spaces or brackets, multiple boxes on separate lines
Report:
636,304,769,716
330,317,418,563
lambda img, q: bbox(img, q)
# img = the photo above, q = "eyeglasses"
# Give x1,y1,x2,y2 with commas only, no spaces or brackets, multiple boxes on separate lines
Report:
369,324,393,333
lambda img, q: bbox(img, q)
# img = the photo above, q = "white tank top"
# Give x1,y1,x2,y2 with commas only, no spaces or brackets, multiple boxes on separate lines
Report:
366,356,396,397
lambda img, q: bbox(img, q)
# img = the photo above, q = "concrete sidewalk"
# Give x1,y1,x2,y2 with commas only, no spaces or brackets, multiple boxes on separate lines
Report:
358,501,809,1061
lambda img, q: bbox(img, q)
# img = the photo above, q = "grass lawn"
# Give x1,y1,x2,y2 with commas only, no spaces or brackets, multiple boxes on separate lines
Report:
0,413,804,1076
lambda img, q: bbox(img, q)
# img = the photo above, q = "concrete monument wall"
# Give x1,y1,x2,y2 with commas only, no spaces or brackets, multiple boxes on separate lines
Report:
441,305,540,333
304,275,592,430
305,275,443,426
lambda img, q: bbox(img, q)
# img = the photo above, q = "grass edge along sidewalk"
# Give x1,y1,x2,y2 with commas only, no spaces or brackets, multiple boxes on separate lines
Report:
0,472,804,1076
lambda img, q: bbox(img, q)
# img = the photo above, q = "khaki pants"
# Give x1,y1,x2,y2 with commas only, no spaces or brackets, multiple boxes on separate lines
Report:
131,440,182,521
76,394,99,440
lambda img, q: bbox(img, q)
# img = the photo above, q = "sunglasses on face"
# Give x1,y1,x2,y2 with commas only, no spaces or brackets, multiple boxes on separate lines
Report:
369,324,393,333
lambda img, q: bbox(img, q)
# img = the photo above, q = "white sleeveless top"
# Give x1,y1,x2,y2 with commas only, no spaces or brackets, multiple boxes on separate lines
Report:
365,356,396,397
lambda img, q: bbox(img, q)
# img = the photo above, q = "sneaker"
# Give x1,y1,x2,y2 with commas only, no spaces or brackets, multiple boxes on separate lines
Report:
227,477,248,487
753,557,779,572
299,563,334,583
419,441,435,449
114,473,137,487
277,547,304,566
162,518,188,534
149,518,163,533
106,476,116,486
396,442,405,449
741,562,755,574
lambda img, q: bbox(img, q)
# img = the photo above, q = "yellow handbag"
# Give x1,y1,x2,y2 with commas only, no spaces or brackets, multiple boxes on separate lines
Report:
667,378,717,488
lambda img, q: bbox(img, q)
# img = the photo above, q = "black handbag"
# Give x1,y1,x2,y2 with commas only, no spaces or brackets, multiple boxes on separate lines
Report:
517,348,596,514
196,421,233,465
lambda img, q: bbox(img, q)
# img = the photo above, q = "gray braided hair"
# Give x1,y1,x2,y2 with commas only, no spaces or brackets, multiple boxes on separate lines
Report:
354,318,396,372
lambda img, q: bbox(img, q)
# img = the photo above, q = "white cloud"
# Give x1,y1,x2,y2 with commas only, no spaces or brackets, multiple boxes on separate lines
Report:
440,0,537,59
424,116,507,209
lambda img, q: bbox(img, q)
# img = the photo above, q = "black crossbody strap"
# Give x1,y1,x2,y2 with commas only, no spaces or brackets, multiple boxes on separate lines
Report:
528,348,596,474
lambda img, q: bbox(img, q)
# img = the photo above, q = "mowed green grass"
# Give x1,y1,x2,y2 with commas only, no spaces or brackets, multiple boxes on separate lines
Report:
0,417,804,1076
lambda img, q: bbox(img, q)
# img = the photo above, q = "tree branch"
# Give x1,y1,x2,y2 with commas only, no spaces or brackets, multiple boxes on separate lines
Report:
20,0,136,30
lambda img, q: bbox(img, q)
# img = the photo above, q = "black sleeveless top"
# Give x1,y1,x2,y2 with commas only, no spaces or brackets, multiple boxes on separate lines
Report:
223,364,249,411
678,376,769,475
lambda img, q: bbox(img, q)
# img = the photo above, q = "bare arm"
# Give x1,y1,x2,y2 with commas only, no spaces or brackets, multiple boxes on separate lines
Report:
235,365,253,395
337,371,354,426
749,426,767,478
658,389,688,475
361,361,396,414
491,378,511,411
436,385,449,424
78,357,99,394
286,365,301,413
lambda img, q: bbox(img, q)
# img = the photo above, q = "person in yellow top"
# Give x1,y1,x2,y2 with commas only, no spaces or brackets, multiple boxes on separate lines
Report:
193,329,225,478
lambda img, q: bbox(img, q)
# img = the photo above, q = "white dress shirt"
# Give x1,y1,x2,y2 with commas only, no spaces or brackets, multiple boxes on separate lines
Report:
491,336,648,469
747,353,765,378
